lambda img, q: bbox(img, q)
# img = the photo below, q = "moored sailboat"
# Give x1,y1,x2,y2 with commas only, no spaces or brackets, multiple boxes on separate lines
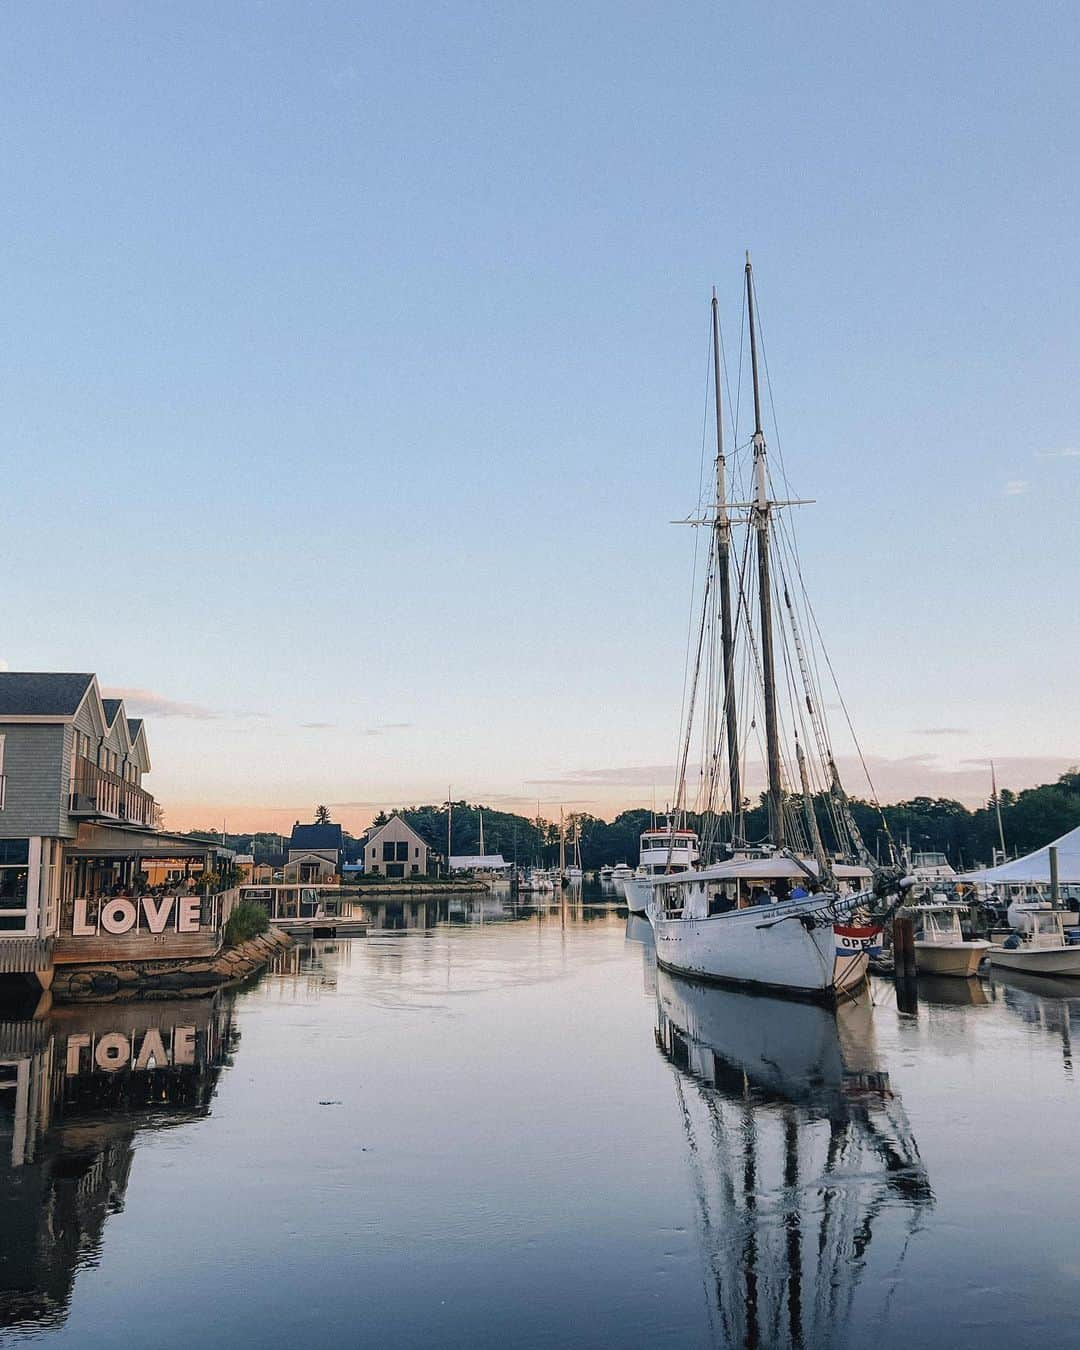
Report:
642,259,904,1000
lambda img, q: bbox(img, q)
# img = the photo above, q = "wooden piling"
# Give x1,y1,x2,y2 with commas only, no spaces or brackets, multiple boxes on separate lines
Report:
892,916,916,978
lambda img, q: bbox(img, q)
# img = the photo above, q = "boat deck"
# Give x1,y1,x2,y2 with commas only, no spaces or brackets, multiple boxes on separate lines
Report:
270,917,368,938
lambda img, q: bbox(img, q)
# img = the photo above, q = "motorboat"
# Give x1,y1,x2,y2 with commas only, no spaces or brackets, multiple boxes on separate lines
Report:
988,911,1080,976
623,816,701,914
912,903,990,977
599,864,615,884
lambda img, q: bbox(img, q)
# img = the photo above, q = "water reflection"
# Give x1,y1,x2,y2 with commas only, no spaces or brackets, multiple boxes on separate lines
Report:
0,996,236,1334
351,889,622,932
654,970,933,1349
990,970,1080,1077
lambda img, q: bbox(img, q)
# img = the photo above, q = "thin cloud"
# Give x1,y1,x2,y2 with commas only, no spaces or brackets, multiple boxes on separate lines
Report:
526,764,681,789
1035,447,1080,459
301,721,336,729
912,727,968,736
1004,480,1030,496
102,686,221,720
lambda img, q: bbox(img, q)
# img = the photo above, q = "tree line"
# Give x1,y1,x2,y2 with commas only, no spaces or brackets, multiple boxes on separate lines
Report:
177,769,1080,872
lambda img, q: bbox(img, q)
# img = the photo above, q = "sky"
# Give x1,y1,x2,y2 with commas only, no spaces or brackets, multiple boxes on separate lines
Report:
1,2,1078,833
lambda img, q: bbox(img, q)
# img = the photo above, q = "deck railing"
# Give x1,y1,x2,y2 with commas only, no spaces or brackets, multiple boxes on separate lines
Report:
70,756,157,827
0,937,53,975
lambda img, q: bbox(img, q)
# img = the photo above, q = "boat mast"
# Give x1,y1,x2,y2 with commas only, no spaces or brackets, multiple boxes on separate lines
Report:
745,254,785,847
711,288,741,841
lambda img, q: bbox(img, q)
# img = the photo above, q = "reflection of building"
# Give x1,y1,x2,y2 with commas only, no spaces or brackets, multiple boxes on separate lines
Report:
0,996,236,1333
0,674,231,991
363,816,429,878
285,823,343,883
654,970,932,1348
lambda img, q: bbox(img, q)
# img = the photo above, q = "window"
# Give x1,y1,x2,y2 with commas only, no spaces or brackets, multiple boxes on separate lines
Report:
414,847,419,859
383,842,396,862
0,838,29,930
411,864,419,875
395,841,409,862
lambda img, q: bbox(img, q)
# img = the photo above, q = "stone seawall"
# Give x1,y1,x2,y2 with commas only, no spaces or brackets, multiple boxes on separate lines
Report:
51,929,293,1004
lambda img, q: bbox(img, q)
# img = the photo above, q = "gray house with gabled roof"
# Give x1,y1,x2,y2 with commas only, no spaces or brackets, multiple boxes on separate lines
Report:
0,675,227,985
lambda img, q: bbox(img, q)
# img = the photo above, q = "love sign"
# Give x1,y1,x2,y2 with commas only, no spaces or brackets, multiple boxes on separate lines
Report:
72,894,205,937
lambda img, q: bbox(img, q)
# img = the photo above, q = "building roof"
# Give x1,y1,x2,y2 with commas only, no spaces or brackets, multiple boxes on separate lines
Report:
365,815,429,848
288,823,344,851
0,672,95,717
127,718,144,739
101,697,124,725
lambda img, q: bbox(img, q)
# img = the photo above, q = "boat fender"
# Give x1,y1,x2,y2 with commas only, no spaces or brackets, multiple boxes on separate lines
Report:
1002,932,1021,950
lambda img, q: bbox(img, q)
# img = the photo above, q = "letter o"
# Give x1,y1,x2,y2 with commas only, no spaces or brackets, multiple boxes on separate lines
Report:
95,1032,130,1073
101,898,137,934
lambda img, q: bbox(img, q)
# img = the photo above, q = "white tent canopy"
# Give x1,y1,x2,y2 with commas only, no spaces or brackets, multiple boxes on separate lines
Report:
449,854,510,871
959,822,1080,885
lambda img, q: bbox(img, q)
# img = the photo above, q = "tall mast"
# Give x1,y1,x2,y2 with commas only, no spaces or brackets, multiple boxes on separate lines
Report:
746,254,785,847
711,288,741,840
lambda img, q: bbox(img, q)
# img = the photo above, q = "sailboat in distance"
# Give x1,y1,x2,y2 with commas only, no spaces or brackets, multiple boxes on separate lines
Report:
641,257,907,1000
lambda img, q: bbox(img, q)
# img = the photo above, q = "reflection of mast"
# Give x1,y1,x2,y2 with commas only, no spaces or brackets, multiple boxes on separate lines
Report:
655,971,933,1346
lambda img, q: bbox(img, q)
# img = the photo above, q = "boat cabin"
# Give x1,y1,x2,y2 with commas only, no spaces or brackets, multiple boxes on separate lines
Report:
638,827,700,877
913,904,966,945
237,885,352,922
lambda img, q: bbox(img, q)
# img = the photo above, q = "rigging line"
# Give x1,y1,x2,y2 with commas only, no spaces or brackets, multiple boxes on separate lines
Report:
799,582,894,844
676,316,723,805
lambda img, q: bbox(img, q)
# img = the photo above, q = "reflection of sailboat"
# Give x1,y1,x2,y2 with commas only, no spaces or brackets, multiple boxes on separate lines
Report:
655,970,932,1348
0,996,236,1334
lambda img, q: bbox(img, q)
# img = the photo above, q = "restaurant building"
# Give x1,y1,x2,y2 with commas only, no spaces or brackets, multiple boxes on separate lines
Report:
0,673,229,990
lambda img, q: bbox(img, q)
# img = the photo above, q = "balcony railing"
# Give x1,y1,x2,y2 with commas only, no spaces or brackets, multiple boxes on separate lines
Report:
70,756,157,828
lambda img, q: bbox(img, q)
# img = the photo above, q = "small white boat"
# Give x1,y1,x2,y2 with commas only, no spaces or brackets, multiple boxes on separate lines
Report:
912,903,990,977
599,864,615,883
1006,896,1052,933
988,911,1080,976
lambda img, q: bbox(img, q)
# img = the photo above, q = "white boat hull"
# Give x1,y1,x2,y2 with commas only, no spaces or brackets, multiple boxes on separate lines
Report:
988,944,1080,976
622,877,650,914
650,894,865,1001
914,940,990,977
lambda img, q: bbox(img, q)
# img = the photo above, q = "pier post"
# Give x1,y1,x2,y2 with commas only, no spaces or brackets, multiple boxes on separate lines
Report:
892,916,916,978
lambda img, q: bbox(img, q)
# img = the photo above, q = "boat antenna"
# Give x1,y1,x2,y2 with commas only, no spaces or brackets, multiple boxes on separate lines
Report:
745,253,785,847
711,287,741,841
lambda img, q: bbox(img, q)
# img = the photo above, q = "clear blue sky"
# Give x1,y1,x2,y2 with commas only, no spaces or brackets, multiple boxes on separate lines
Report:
2,2,1077,831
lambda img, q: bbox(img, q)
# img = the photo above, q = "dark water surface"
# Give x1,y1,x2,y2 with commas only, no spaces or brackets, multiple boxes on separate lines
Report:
3,898,1080,1348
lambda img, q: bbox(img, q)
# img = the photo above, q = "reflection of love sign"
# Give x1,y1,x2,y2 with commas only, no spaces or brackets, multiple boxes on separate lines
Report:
73,894,204,936
65,1026,198,1074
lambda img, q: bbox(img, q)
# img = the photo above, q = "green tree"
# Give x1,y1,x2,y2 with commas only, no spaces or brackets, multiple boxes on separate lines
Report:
315,805,331,824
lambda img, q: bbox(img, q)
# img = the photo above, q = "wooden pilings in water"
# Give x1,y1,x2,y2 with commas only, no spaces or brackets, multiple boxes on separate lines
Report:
892,916,916,978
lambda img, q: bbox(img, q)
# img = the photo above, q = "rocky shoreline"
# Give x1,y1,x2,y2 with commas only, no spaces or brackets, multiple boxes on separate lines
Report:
50,929,293,1004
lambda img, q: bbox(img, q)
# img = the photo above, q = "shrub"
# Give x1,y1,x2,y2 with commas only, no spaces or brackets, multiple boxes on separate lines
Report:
224,901,270,947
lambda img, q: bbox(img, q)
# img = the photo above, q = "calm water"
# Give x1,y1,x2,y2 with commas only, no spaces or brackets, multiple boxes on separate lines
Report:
3,896,1080,1348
